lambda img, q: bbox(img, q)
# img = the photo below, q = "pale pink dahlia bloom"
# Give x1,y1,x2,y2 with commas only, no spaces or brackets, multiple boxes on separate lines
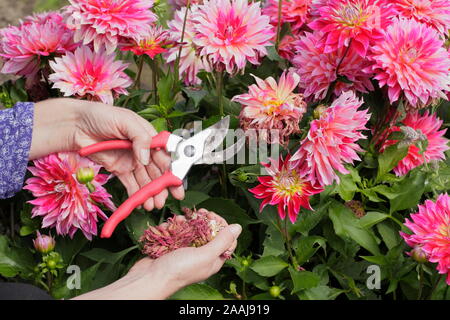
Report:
290,91,370,187
0,11,77,78
365,18,450,108
64,0,157,53
263,0,312,33
49,46,132,105
23,152,116,240
249,155,323,223
192,0,275,74
164,6,207,85
232,71,307,145
292,31,374,102
401,194,450,285
309,0,396,57
381,111,449,177
392,0,450,35
121,26,173,59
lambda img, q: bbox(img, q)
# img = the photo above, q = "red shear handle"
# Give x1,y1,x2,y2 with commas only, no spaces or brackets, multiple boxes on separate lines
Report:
101,171,183,238
79,131,172,157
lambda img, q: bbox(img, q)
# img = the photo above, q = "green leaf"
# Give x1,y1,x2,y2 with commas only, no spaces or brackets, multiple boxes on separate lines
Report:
182,88,208,108
81,246,138,265
266,46,283,62
377,221,401,250
359,211,389,228
289,267,321,293
297,285,345,300
55,232,88,265
150,118,168,132
157,72,178,110
336,172,358,201
0,235,34,278
328,201,381,255
198,198,258,227
125,210,157,244
293,202,330,235
19,226,36,237
388,172,426,213
377,144,409,181
293,236,326,265
262,223,285,257
170,284,224,300
180,191,210,209
251,256,289,277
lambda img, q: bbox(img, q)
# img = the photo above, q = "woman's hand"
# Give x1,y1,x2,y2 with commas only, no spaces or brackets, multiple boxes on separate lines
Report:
30,98,184,210
73,222,242,300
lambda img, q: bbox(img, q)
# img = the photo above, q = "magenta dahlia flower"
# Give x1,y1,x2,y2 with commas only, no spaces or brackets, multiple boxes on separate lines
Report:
401,194,450,285
64,0,157,53
164,6,207,85
290,91,371,187
308,0,396,57
121,26,173,59
23,152,116,240
232,71,307,145
249,155,323,223
192,0,274,74
263,0,312,33
381,111,449,176
365,18,450,108
0,11,77,78
49,46,132,105
292,31,374,102
392,0,450,35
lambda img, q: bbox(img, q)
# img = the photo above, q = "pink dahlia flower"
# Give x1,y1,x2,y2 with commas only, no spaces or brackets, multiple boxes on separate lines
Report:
64,0,157,53
33,231,56,254
121,26,173,59
263,0,312,33
49,46,132,105
278,35,298,61
192,0,274,74
0,11,77,78
164,6,207,85
401,194,450,285
392,0,450,35
365,18,450,108
292,31,374,102
249,155,323,223
309,0,396,57
232,71,307,145
290,91,370,187
381,111,449,176
23,152,116,240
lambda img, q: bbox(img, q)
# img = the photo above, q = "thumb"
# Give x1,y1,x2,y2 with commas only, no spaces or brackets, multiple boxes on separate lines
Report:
200,224,242,257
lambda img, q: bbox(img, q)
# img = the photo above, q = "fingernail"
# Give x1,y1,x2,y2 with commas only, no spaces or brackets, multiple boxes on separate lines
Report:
229,224,242,237
140,149,150,166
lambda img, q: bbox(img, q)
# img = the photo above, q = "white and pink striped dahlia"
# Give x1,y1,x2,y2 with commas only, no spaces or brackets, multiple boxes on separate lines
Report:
64,0,157,53
290,91,370,187
49,46,132,105
292,31,374,102
0,11,77,78
192,0,274,74
365,18,450,108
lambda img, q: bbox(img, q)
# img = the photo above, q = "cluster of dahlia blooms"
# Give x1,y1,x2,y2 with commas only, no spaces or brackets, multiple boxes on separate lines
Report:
23,152,116,240
140,208,227,259
401,194,450,285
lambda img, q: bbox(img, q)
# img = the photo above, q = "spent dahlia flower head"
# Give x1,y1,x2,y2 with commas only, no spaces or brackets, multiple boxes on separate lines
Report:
49,46,132,105
381,111,449,177
23,152,116,240
401,193,450,285
365,18,450,108
64,0,157,54
164,6,208,85
120,25,173,59
249,154,323,223
33,231,56,254
139,208,227,259
191,0,275,74
277,35,298,61
232,71,307,146
0,11,77,78
263,0,312,33
290,91,371,187
309,0,397,57
292,31,374,102
392,0,450,35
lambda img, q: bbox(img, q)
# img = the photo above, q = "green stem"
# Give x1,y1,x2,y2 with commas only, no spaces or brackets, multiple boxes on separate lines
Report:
427,274,443,300
275,0,283,50
277,217,298,269
150,59,159,105
174,0,191,82
323,39,352,103
123,56,145,108
417,265,424,300
216,70,224,117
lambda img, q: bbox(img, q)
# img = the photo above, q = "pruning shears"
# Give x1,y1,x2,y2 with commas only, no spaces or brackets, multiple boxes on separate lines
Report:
79,116,244,238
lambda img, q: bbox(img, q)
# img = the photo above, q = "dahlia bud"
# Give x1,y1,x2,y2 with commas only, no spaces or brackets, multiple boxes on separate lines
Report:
33,232,55,254
76,167,95,184
269,286,281,298
313,104,328,119
411,246,428,264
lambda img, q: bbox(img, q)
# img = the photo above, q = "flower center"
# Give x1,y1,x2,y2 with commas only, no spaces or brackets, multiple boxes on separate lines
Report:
402,47,420,64
273,169,305,197
338,4,366,27
215,13,247,45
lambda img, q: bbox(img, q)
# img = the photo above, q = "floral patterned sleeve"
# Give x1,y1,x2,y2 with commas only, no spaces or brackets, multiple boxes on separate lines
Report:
0,102,34,199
